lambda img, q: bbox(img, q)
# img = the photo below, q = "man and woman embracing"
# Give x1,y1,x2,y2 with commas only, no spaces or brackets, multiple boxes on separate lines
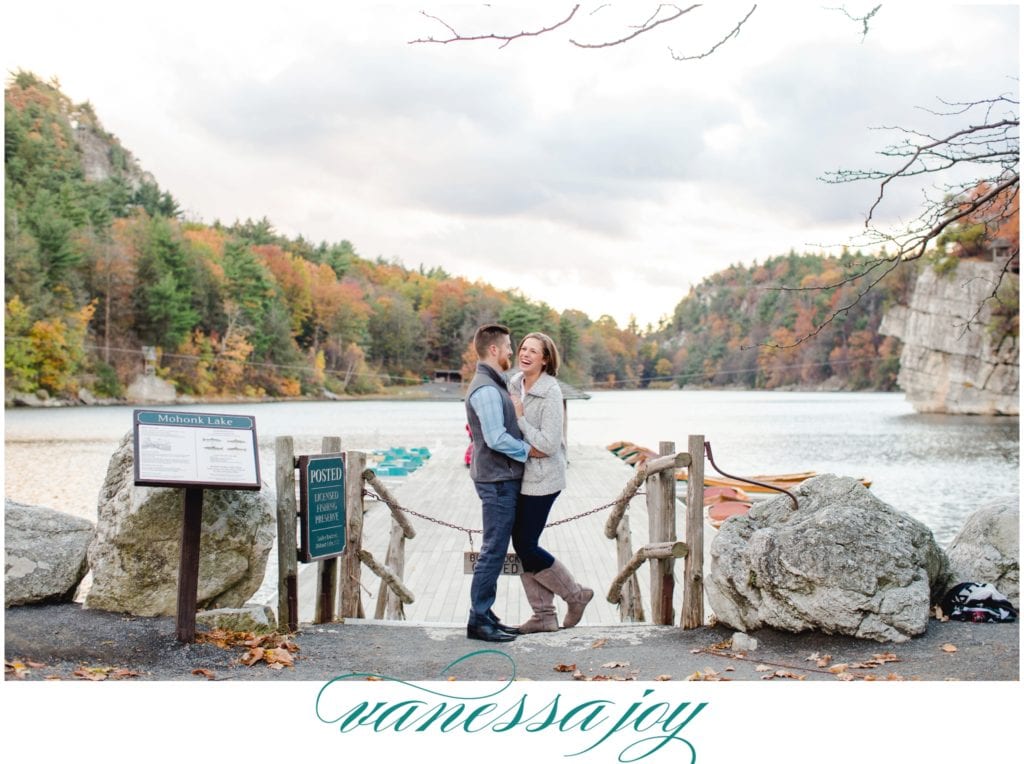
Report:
464,323,592,642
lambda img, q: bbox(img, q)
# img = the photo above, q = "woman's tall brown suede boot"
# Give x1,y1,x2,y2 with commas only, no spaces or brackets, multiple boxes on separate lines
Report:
518,572,559,633
534,559,593,628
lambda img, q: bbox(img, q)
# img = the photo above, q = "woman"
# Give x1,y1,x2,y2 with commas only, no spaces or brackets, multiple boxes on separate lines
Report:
509,332,593,632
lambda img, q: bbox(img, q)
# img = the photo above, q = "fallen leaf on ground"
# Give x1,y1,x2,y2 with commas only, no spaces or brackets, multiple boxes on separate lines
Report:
941,643,958,653
73,666,111,681
5,660,30,679
591,638,607,649
755,664,772,672
240,647,265,666
710,639,732,650
601,661,629,668
686,669,727,681
265,648,295,667
553,663,577,673
773,670,805,680
872,653,900,664
833,672,856,682
192,668,216,680
572,670,587,681
828,664,849,674
655,674,672,681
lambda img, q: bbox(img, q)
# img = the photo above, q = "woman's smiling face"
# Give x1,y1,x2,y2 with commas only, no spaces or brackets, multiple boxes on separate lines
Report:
518,337,546,374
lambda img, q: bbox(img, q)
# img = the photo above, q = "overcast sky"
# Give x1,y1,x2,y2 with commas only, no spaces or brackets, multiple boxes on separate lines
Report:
3,1,1019,327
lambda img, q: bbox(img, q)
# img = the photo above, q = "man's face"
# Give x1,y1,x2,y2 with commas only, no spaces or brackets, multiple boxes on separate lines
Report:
496,334,513,371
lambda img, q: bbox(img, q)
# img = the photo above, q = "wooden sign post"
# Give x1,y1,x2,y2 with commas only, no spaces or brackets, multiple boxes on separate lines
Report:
132,409,262,643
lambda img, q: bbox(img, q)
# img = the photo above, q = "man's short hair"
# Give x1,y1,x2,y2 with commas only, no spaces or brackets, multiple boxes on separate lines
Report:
474,324,511,358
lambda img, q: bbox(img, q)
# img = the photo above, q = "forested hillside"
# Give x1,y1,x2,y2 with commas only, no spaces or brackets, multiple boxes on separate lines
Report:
5,72,908,401
651,251,913,390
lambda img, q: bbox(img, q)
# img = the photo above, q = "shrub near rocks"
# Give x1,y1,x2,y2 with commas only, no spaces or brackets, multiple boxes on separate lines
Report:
706,474,949,643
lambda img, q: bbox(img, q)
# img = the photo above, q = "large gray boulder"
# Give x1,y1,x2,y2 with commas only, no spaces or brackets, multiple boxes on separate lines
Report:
706,475,949,643
943,497,1019,609
5,499,94,606
85,433,275,617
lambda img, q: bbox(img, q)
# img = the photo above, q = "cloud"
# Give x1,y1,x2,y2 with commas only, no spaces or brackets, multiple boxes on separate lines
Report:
3,1,1018,326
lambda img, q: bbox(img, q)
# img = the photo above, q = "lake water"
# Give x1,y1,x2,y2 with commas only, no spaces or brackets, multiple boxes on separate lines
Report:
3,390,1019,545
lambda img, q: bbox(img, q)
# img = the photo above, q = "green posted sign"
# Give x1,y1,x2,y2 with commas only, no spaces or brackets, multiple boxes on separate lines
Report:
299,454,347,562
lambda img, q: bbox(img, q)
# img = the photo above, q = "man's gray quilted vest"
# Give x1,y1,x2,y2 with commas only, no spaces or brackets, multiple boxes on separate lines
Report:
465,363,525,483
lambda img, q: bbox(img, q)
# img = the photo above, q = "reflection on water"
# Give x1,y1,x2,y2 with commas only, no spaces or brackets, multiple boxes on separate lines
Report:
4,391,1018,545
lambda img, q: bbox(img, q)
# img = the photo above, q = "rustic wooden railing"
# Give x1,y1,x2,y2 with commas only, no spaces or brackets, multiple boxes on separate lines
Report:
275,433,707,632
274,441,416,630
603,436,705,629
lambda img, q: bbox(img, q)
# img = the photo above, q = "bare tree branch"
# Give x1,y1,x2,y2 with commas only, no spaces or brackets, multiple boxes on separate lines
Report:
756,256,904,349
409,3,757,57
764,91,1019,350
954,251,1019,338
409,5,581,48
569,3,698,49
825,4,882,41
669,4,757,61
768,252,899,293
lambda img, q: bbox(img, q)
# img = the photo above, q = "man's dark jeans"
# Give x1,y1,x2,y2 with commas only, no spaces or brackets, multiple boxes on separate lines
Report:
469,479,520,625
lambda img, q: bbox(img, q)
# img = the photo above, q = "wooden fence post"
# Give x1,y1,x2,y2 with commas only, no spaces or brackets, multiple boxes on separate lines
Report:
613,514,645,621
315,436,342,623
375,517,408,619
339,450,366,618
275,436,298,632
647,441,676,625
682,434,705,629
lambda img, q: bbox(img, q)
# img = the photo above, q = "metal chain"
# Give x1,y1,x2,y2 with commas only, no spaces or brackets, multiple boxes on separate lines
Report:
362,488,646,542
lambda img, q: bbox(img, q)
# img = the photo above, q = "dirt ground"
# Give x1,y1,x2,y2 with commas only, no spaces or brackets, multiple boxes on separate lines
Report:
4,602,1018,682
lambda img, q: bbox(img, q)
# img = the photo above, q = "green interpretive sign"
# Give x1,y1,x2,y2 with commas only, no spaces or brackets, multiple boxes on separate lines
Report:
298,454,346,562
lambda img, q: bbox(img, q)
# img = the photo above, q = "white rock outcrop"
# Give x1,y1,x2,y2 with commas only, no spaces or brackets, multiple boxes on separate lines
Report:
706,475,949,643
880,260,1018,414
85,433,275,617
943,496,1019,609
5,499,94,606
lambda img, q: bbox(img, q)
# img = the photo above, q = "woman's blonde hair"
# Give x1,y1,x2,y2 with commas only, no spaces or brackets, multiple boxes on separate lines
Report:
518,332,560,377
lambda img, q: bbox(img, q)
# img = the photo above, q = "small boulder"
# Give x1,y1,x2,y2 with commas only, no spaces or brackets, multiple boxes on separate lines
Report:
943,497,1019,609
196,605,277,634
5,499,94,606
706,474,948,643
85,432,275,617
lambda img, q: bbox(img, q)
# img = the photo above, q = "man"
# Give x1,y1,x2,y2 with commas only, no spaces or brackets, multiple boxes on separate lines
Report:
464,323,544,642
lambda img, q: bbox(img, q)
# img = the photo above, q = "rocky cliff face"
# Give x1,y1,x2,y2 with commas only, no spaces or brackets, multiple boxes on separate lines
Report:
880,259,1018,415
68,108,153,190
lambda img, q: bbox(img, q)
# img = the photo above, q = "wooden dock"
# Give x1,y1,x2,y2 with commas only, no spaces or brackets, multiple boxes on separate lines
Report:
298,444,705,626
